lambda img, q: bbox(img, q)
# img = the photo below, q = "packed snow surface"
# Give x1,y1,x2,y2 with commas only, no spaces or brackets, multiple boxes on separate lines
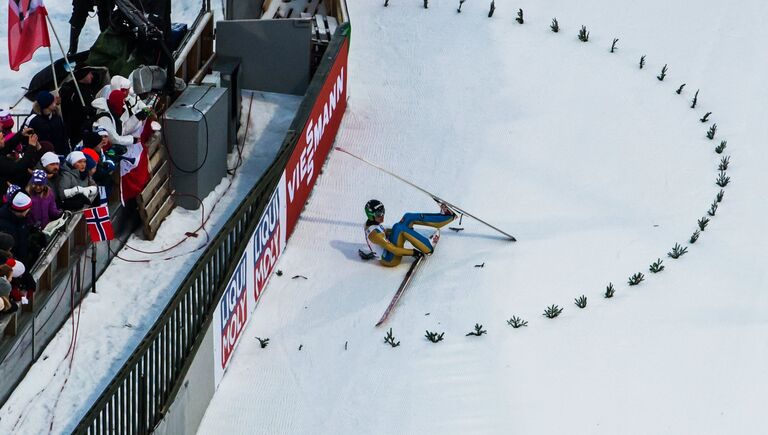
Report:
198,1,768,435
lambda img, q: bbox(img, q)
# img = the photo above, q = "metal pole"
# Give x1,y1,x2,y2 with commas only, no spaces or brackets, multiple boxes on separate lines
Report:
335,147,517,241
45,15,86,107
91,243,97,293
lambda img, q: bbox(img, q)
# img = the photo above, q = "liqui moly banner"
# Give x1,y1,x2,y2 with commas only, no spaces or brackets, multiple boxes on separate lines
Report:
284,37,350,237
253,177,287,302
212,249,251,385
213,177,287,386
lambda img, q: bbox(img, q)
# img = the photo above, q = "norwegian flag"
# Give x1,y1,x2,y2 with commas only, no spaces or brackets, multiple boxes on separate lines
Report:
7,0,51,71
84,205,115,242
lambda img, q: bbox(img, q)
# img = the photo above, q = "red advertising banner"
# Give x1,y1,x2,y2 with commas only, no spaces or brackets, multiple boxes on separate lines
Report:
284,37,350,237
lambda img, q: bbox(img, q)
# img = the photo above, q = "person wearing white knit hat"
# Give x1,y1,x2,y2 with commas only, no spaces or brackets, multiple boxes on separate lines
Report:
52,151,97,211
10,192,32,216
40,152,60,169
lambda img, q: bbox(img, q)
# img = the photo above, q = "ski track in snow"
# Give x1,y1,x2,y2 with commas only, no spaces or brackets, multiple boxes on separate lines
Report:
198,1,768,435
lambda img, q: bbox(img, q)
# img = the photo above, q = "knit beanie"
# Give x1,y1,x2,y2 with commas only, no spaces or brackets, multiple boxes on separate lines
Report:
82,131,103,149
0,233,13,251
41,152,60,167
82,147,100,164
31,169,47,185
66,150,86,166
38,140,55,155
107,90,126,116
85,155,97,171
5,185,20,203
11,192,32,212
36,91,55,109
0,109,13,130
8,258,24,278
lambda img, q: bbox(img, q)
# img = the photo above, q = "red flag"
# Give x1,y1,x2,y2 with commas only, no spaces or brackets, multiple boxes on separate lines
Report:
119,121,152,205
84,205,115,242
8,0,51,71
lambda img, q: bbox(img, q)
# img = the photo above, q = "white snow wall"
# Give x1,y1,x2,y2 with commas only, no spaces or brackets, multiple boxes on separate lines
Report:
71,24,351,434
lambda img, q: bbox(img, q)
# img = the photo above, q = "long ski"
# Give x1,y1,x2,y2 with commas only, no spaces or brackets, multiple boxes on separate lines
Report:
375,232,439,327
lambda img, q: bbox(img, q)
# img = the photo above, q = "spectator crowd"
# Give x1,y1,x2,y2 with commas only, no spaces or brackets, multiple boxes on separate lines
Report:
0,66,158,316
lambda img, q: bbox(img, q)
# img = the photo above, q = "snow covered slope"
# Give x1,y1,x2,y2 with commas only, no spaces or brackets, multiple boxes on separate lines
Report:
198,1,768,434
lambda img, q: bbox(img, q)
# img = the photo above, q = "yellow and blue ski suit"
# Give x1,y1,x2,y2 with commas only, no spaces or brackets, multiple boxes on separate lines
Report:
366,212,455,267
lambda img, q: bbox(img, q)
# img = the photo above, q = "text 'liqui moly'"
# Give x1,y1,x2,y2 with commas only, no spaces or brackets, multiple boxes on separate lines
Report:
253,188,282,300
219,254,248,369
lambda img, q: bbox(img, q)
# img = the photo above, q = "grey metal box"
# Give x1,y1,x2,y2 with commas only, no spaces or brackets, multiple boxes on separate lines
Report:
164,85,229,210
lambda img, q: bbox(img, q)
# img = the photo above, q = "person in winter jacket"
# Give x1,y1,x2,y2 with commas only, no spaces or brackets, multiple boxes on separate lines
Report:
91,96,139,148
0,109,15,138
68,0,113,56
0,127,42,188
0,264,16,314
363,200,456,267
52,151,97,211
0,193,33,265
24,92,70,156
26,169,62,230
59,66,104,145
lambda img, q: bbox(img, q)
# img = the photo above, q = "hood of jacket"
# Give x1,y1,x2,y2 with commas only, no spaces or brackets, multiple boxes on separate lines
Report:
91,97,109,113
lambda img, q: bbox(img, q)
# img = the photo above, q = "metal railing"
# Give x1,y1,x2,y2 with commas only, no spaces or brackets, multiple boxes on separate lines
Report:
72,23,350,434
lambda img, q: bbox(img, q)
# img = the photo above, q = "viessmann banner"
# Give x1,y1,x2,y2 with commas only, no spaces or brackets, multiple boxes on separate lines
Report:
213,36,349,386
285,36,349,237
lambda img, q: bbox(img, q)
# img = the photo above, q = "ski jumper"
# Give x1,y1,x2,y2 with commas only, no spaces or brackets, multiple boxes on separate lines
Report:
366,212,455,267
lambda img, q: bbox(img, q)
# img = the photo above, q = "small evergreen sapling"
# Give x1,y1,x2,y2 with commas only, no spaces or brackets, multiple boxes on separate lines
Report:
423,0,428,8
649,259,665,273
516,8,524,24
425,330,445,343
466,323,488,336
691,90,699,108
676,83,686,94
668,243,688,258
708,200,718,217
718,156,730,171
256,337,270,348
457,0,465,13
698,217,710,231
689,230,700,244
604,283,615,298
550,18,559,32
707,124,718,140
610,38,619,53
543,304,564,318
639,55,646,69
628,272,645,286
700,112,712,123
574,295,587,308
716,189,725,203
488,0,495,17
716,171,730,187
657,64,668,81
507,316,528,328
384,0,389,6
578,25,590,42
384,328,400,347
715,140,727,154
